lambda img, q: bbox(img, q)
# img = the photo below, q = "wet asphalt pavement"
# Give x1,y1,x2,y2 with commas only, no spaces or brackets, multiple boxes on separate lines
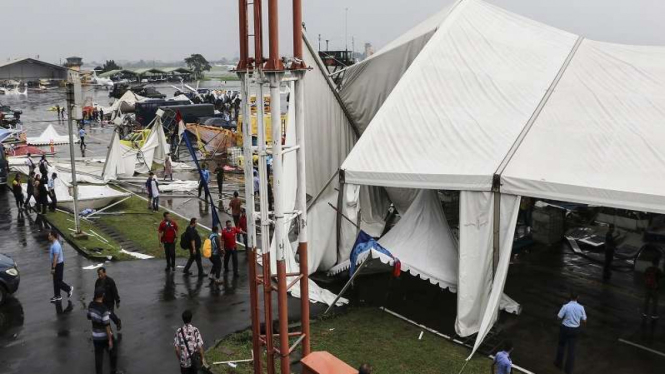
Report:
0,188,326,374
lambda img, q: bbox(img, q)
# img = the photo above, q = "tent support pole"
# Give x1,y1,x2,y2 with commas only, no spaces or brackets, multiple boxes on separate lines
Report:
492,175,501,275
323,252,372,315
336,170,345,264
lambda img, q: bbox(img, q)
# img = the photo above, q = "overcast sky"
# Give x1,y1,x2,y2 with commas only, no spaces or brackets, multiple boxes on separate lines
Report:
2,0,665,64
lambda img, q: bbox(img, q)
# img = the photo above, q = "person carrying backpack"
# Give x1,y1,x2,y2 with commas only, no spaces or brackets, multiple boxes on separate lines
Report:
207,226,223,285
643,257,663,320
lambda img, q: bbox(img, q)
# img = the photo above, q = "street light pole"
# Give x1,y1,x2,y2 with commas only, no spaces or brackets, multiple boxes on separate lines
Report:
65,72,82,234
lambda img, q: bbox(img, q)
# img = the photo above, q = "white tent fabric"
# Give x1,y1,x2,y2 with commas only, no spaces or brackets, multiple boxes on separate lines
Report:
338,2,458,133
468,193,521,358
102,125,169,181
501,39,665,213
456,192,521,337
341,0,578,190
328,0,665,357
27,124,79,145
101,91,145,120
102,133,138,181
302,36,356,197
302,34,391,274
330,190,459,291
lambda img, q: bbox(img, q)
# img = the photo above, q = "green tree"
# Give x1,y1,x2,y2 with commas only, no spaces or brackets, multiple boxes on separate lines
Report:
102,60,121,72
184,54,211,80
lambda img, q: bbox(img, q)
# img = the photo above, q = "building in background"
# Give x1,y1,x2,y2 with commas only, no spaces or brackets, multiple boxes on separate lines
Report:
64,56,83,71
364,43,374,59
0,58,69,84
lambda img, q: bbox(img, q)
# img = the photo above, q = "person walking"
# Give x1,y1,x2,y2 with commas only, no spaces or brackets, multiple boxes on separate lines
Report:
222,220,245,277
643,257,663,320
99,108,104,121
55,105,61,119
148,172,160,211
208,226,223,285
61,107,66,119
11,174,24,211
159,212,179,271
87,287,123,374
253,170,260,197
24,172,35,210
48,172,58,211
229,191,242,228
174,310,207,374
164,154,173,181
94,267,122,330
214,163,225,196
183,218,205,277
492,341,513,374
197,164,211,203
603,224,618,281
239,208,248,250
25,153,36,174
48,230,73,302
554,292,587,374
79,127,86,150
145,173,154,209
36,175,48,215
39,154,50,177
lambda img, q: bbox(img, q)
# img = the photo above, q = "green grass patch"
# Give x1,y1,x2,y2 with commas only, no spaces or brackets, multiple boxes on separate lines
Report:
205,308,488,374
45,210,132,261
93,195,210,259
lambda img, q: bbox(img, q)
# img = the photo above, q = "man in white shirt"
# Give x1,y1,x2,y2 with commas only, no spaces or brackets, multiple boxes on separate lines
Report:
555,292,587,374
149,173,160,212
48,172,58,211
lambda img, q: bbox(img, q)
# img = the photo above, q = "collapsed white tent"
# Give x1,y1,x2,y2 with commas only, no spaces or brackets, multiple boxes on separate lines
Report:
338,0,665,358
27,124,79,146
102,123,169,181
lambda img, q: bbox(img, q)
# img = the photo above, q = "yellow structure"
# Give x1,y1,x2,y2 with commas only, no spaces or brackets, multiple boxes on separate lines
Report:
236,114,287,144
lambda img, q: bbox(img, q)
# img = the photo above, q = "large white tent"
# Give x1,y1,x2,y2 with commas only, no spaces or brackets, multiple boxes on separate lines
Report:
336,0,665,359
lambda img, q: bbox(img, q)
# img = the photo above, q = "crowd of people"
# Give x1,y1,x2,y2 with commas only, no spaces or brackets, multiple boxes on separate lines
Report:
11,153,58,215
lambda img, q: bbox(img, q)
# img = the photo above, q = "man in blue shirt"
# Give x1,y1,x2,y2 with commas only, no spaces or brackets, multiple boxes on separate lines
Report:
492,341,513,374
555,292,587,374
197,164,211,203
78,127,86,150
49,230,73,302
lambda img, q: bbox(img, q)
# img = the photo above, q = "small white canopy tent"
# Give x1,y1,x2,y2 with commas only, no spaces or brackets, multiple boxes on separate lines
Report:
339,0,665,359
27,124,79,145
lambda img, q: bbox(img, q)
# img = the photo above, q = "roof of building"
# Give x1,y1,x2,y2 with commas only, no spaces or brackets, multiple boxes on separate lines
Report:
98,69,138,78
162,67,193,74
133,68,166,75
0,58,69,71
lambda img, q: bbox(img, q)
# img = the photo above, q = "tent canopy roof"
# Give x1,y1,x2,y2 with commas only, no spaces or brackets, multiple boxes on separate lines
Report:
340,0,665,213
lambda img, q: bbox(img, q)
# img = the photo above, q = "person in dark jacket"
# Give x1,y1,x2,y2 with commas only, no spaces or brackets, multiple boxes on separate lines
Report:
145,172,154,209
94,267,122,330
603,224,619,281
183,218,205,277
35,174,49,214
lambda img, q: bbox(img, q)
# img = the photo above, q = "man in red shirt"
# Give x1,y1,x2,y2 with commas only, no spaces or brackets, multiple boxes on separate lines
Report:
221,220,245,277
158,212,179,271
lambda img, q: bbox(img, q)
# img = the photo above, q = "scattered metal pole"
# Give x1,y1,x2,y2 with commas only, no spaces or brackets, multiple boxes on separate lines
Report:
65,72,82,234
